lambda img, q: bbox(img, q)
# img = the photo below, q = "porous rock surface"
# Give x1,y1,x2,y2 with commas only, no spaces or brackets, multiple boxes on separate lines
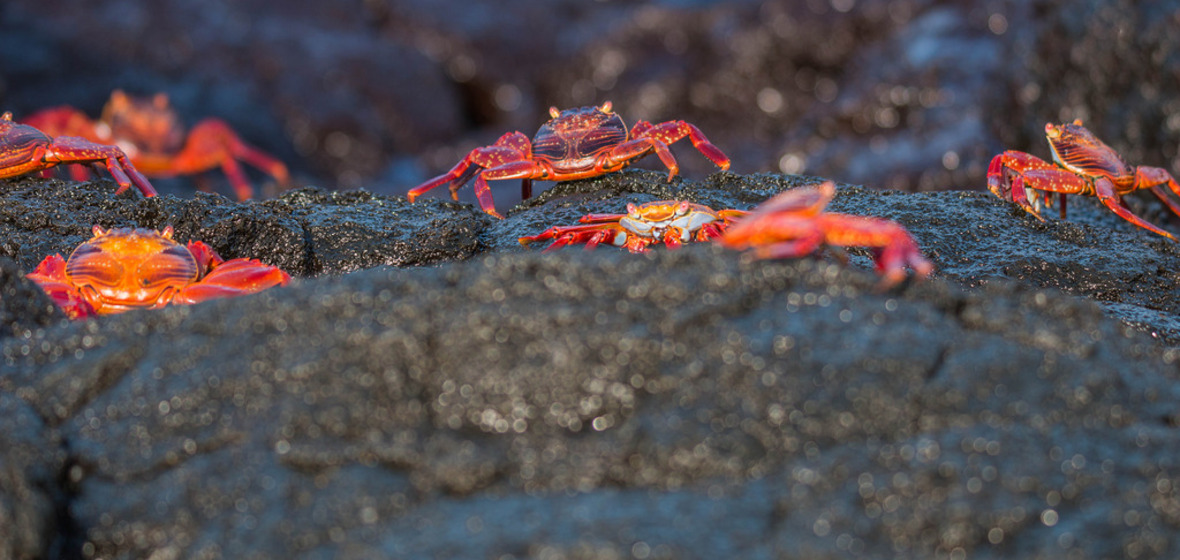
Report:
2,172,1180,559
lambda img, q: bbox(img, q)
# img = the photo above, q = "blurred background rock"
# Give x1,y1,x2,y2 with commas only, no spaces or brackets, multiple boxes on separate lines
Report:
3,0,1178,202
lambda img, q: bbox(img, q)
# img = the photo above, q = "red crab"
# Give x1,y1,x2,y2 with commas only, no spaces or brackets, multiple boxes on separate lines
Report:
23,90,289,200
408,101,731,218
0,112,157,196
717,182,933,287
987,120,1180,240
519,200,747,252
26,226,291,319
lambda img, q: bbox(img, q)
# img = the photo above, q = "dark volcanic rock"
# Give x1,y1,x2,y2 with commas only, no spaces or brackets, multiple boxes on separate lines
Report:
0,256,67,339
4,241,1180,558
264,187,493,273
0,393,65,560
3,172,1180,558
0,176,489,278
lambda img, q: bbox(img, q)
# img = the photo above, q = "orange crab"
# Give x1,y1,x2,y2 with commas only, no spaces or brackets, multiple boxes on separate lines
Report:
408,101,731,218
0,112,157,196
519,200,747,252
987,120,1180,240
717,182,933,287
23,90,289,200
26,226,291,319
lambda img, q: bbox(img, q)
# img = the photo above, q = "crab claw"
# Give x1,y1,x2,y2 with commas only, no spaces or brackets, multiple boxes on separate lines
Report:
26,254,99,319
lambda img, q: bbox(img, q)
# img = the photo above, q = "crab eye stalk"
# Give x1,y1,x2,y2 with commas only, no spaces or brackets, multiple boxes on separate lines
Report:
549,106,561,119
675,201,690,216
626,202,640,218
161,225,174,239
600,101,613,114
92,225,108,237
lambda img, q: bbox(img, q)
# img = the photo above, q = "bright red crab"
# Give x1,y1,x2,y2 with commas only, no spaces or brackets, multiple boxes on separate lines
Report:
717,182,933,287
0,112,157,196
987,120,1180,240
519,200,748,252
408,101,731,218
23,90,289,200
26,226,291,319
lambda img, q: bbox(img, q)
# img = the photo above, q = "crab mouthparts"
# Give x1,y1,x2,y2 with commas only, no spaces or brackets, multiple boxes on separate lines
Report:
82,284,176,308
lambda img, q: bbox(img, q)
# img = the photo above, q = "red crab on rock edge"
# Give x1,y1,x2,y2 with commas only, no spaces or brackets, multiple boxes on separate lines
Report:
519,200,748,252
716,182,934,288
26,226,291,319
519,181,933,288
408,101,731,218
987,119,1180,240
0,112,157,196
23,90,290,201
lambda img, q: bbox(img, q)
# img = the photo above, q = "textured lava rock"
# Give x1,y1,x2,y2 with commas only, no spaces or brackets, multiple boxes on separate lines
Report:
0,256,66,339
0,394,65,560
3,172,1180,558
0,175,489,277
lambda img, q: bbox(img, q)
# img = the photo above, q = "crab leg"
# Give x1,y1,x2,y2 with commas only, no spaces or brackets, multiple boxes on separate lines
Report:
478,159,553,218
695,221,732,241
988,152,1050,218
22,110,109,184
604,135,681,180
133,119,289,201
631,120,731,172
1092,177,1177,241
811,214,934,286
408,132,533,217
744,229,827,260
42,136,158,196
519,223,625,252
987,152,1084,220
995,156,1177,239
25,254,100,319
577,212,628,224
172,258,291,305
1131,166,1180,219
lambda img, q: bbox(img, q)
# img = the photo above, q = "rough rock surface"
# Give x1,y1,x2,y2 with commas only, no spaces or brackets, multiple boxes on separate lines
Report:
3,172,1180,558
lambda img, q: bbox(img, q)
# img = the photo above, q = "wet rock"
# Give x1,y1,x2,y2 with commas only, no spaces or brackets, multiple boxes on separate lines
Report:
3,171,1180,558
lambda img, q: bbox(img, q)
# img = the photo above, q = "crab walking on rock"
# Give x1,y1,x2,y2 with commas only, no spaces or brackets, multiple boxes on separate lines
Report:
987,119,1180,240
408,101,731,218
519,200,748,252
24,90,289,200
0,112,157,197
520,181,933,288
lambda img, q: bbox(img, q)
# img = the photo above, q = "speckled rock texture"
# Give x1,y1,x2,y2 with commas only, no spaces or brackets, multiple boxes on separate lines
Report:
3,171,1180,559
